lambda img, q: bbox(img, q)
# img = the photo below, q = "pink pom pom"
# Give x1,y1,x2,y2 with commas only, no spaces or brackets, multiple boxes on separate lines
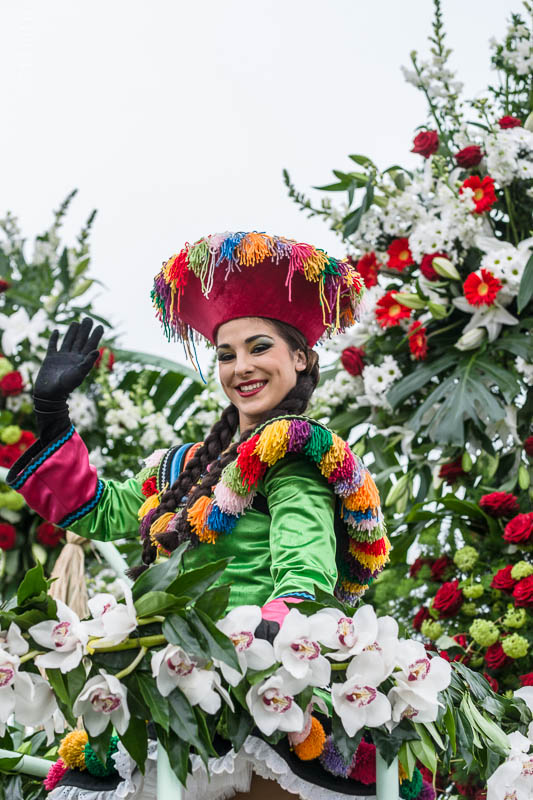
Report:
43,758,68,791
214,482,254,515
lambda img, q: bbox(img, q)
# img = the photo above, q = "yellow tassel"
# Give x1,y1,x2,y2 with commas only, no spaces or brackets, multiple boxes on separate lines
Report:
138,493,160,520
254,419,291,466
187,496,212,540
302,250,328,281
198,525,217,544
319,434,345,478
399,763,408,782
340,578,368,597
149,512,176,541
349,546,389,572
58,730,88,770
343,472,381,511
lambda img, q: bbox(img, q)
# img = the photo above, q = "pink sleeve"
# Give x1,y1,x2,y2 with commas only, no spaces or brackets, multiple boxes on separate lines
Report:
261,597,304,627
7,427,102,527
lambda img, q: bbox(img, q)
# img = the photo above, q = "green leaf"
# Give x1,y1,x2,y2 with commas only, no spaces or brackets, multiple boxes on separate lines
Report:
0,755,22,771
151,372,186,411
331,713,362,763
343,178,374,237
119,716,148,774
131,543,189,601
372,724,420,767
348,154,376,168
112,348,202,383
443,704,456,754
17,563,47,605
194,584,231,619
168,689,210,764
134,591,180,618
518,250,533,313
388,352,457,409
89,724,113,764
167,558,231,602
439,497,487,521
157,729,189,786
167,382,204,425
135,673,170,732
187,608,240,671
225,704,254,752
313,181,350,192
163,613,206,659
66,662,87,706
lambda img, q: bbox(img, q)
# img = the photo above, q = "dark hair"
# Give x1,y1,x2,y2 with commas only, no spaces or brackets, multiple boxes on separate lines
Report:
128,319,319,578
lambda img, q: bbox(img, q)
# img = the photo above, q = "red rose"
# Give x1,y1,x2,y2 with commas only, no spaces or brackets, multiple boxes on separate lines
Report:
513,575,533,607
420,251,448,282
0,280,9,292
519,672,533,686
479,491,519,518
0,445,24,468
485,642,511,670
411,130,439,158
36,522,63,548
483,672,499,693
430,555,453,582
95,346,115,372
524,436,533,457
433,580,463,618
459,176,497,214
408,321,428,361
0,523,16,550
498,115,522,129
142,477,158,497
353,252,380,288
491,565,517,594
0,371,23,397
410,556,430,578
412,606,430,631
504,513,533,544
340,346,365,377
438,458,466,485
387,238,415,271
18,431,36,451
455,145,484,168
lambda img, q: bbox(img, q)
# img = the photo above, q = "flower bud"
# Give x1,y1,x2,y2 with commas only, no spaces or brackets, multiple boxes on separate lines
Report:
432,256,461,280
462,451,473,472
455,327,486,350
428,301,449,319
525,111,533,132
385,472,410,506
519,465,530,490
71,279,93,299
393,292,426,310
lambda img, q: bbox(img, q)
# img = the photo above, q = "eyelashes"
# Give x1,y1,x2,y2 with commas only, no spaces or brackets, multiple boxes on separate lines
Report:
217,343,272,362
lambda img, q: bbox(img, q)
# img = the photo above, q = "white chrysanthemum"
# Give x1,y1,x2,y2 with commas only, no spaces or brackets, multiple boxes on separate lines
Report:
69,391,98,431
362,356,401,408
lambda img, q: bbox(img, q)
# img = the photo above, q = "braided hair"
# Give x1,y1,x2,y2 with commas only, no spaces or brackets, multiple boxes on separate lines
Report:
128,320,319,578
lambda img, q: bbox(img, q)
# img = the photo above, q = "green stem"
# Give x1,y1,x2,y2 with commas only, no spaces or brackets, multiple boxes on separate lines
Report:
115,647,147,680
89,634,166,653
330,662,349,671
426,321,463,340
136,616,165,626
19,650,44,664
503,186,519,245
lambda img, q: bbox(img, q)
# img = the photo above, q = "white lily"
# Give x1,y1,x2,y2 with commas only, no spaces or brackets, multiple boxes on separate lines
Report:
452,295,518,342
215,605,275,686
331,651,392,737
388,640,451,724
73,670,130,736
0,622,28,656
314,605,378,661
273,609,330,686
246,667,307,736
29,599,88,673
487,731,533,800
0,307,49,355
84,581,137,648
151,645,232,714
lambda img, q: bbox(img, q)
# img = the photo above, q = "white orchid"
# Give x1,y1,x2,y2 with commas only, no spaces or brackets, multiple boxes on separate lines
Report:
151,645,232,714
388,640,451,724
273,609,330,686
314,605,378,661
452,295,518,342
362,614,399,680
0,622,28,656
12,673,64,745
487,731,533,800
515,687,533,742
0,307,49,355
73,670,130,736
84,581,137,648
215,605,275,686
0,649,21,734
331,651,392,737
246,667,307,736
29,599,88,673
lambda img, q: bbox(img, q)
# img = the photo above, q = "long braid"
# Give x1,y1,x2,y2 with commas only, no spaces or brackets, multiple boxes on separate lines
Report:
128,321,319,578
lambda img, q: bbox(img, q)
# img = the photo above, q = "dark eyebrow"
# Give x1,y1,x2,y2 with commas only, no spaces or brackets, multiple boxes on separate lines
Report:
216,334,273,349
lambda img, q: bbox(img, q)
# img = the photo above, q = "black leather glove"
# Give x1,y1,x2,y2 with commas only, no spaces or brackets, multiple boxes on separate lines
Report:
255,618,280,645
34,318,103,445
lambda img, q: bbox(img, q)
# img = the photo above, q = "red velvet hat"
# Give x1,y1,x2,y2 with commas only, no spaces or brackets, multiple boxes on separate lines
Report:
152,231,364,348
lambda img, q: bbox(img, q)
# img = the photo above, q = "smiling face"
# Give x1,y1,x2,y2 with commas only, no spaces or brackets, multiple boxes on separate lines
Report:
216,317,307,432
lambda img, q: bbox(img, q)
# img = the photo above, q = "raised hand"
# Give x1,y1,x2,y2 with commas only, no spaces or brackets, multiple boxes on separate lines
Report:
34,318,104,401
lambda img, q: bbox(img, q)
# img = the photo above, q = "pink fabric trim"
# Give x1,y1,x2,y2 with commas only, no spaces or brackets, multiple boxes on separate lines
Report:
17,432,98,524
261,597,303,626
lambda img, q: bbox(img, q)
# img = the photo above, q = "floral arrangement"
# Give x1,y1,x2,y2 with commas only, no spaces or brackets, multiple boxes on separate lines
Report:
1,552,527,795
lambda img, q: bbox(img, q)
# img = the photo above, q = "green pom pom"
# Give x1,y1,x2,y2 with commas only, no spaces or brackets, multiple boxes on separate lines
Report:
469,619,499,647
463,584,483,599
303,425,333,462
502,634,529,658
454,546,478,572
503,606,527,629
400,767,423,800
84,736,119,778
421,619,443,641
511,561,533,581
136,465,158,483
221,461,248,496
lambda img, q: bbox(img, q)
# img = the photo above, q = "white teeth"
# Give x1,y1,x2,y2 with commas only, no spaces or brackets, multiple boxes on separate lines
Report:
238,382,265,393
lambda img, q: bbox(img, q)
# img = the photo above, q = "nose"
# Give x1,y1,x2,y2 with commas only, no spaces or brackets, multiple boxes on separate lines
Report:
233,350,255,378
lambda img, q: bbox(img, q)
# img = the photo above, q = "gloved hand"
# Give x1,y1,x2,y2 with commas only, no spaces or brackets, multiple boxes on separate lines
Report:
34,318,104,402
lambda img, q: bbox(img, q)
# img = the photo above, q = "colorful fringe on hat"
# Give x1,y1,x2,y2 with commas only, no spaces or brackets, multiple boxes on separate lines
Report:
139,416,389,605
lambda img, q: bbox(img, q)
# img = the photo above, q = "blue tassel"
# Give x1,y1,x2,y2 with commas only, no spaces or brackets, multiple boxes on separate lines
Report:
217,232,246,266
207,503,238,534
342,508,373,524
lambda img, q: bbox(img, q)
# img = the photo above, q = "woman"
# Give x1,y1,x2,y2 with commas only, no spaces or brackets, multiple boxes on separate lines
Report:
8,231,388,799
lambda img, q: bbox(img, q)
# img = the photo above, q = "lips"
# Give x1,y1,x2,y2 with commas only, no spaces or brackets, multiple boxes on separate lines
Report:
235,380,267,397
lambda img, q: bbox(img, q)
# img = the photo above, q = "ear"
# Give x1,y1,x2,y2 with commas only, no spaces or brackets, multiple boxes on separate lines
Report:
294,349,307,372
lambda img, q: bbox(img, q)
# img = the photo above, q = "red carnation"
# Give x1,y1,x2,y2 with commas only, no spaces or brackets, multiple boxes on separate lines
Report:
519,672,533,686
479,492,519,518
463,269,502,307
0,523,16,550
491,565,517,594
498,115,522,129
408,320,428,361
375,290,412,328
504,513,533,544
349,740,376,785
433,580,463,618
0,371,23,397
95,346,115,372
142,477,158,497
459,175,497,214
438,458,466,485
483,672,499,693
431,555,453,582
340,346,365,377
36,522,63,548
485,642,511,670
455,145,484,168
18,431,36,451
354,252,380,288
513,575,533,607
0,280,9,293
387,238,415,271
411,130,439,158
0,445,24,468
524,436,533,457
420,251,448,282
412,606,430,631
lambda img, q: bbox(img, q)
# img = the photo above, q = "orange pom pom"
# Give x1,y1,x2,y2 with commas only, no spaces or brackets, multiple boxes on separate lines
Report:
293,717,326,761
344,471,381,511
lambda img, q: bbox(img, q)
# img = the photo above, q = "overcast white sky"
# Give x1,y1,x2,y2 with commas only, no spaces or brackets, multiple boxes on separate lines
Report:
0,0,519,363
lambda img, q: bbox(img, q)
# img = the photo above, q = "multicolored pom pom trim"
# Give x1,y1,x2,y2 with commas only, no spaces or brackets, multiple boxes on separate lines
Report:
140,415,389,605
151,231,365,346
